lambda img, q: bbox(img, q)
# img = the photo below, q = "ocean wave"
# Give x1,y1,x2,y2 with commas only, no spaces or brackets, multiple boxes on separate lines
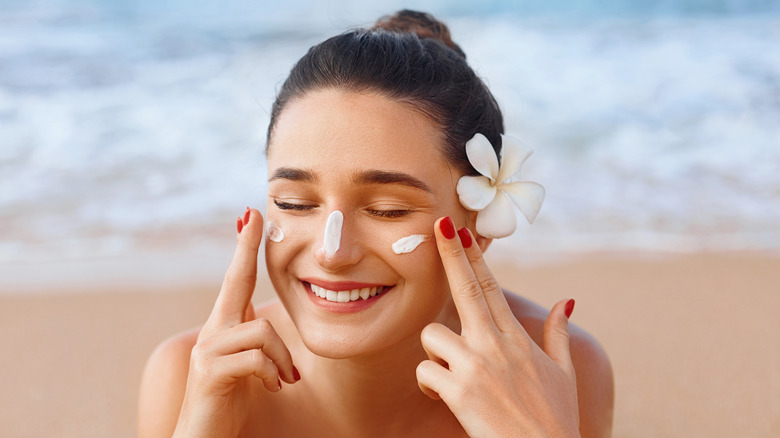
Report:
1,5,779,265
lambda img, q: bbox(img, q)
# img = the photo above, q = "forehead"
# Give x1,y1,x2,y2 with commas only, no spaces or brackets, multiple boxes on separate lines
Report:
267,89,450,176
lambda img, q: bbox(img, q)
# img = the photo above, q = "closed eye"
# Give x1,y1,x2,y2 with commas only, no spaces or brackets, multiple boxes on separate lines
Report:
274,199,317,211
366,208,414,218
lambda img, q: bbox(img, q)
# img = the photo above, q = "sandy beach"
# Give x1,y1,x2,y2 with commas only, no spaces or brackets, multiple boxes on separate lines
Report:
1,251,778,437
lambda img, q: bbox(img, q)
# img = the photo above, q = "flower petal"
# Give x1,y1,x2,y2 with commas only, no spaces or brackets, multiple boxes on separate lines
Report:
496,135,534,183
457,176,496,211
475,191,517,239
501,181,545,224
466,133,499,180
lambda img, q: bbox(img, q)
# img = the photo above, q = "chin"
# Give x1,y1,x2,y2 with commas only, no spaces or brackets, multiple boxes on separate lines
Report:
296,320,400,359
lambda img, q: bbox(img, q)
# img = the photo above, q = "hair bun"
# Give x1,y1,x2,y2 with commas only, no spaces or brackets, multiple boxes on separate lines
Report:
373,10,466,58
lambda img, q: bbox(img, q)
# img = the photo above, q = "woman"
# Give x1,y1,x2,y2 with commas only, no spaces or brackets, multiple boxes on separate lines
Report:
139,10,614,437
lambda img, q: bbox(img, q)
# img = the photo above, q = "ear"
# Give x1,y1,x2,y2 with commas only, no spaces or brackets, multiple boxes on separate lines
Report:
475,233,493,252
464,210,493,253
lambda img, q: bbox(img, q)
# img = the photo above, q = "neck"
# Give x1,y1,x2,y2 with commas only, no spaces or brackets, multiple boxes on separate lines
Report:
311,333,436,430
290,318,461,437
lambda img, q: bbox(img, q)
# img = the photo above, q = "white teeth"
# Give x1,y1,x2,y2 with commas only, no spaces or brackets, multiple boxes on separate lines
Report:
310,284,384,302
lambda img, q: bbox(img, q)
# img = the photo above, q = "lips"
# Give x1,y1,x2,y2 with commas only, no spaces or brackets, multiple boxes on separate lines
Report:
301,278,391,303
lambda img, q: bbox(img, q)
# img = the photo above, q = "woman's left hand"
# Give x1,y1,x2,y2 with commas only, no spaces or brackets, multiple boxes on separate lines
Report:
416,217,580,438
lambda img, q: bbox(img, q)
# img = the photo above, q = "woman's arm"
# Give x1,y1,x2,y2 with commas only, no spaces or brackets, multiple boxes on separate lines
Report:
138,330,197,437
571,329,614,437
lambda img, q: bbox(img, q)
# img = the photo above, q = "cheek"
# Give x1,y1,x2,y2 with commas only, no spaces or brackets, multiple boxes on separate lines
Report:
373,226,445,285
390,238,451,318
264,213,307,278
393,241,444,280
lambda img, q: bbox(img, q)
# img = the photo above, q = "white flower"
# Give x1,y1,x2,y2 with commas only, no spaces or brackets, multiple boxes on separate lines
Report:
456,133,545,239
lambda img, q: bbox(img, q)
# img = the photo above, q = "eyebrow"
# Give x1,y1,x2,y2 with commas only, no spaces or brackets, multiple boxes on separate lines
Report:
352,170,432,193
268,167,317,183
268,167,432,193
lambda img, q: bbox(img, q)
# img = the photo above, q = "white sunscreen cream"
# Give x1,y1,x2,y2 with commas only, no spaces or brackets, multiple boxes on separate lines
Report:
322,210,343,257
392,234,428,254
266,221,284,243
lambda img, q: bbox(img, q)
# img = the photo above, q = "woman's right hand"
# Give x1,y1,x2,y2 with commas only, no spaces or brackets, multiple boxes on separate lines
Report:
173,208,300,438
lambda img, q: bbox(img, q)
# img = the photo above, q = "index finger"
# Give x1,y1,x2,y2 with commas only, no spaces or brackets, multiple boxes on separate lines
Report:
456,227,521,333
207,208,264,330
434,216,496,334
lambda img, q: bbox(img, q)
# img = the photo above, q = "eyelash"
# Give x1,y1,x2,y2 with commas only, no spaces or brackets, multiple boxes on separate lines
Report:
274,199,316,211
367,209,413,218
273,199,413,218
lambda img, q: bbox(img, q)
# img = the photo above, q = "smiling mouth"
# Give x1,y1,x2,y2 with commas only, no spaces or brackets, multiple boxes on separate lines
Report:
304,282,391,303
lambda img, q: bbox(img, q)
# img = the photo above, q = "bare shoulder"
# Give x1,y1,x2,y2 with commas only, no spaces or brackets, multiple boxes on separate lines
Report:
138,325,199,437
503,290,615,438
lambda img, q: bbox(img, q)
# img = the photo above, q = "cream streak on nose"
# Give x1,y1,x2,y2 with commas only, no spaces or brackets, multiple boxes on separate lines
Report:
322,210,343,257
392,234,428,254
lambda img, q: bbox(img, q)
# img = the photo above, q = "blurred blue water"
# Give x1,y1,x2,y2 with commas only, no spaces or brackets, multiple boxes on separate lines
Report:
1,0,779,269
3,0,779,23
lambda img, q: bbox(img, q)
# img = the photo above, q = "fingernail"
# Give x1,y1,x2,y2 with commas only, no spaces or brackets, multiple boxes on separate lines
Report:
277,379,282,391
439,217,456,239
457,227,472,248
292,365,301,382
565,299,575,319
237,217,243,234
243,207,251,226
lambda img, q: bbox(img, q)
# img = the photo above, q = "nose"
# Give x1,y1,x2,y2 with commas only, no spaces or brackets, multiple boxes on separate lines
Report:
312,210,364,272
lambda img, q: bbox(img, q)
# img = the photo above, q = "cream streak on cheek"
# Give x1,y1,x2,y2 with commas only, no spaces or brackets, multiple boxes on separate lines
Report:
322,210,343,257
392,234,428,254
266,221,284,243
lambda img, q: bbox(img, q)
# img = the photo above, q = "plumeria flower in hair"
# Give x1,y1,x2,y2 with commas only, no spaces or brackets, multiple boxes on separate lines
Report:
456,133,545,239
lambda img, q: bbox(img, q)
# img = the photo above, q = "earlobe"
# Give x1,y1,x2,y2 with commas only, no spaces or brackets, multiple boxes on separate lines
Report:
464,210,493,252
475,234,492,252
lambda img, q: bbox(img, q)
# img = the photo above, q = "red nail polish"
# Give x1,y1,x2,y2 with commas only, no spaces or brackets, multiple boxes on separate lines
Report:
457,227,472,248
565,299,575,319
243,207,251,226
237,217,243,234
292,365,301,382
439,217,456,239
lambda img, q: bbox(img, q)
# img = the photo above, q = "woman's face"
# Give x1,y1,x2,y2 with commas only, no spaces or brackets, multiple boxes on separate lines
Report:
265,88,470,358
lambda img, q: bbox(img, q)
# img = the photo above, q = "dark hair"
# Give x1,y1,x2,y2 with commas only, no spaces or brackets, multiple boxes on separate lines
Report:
266,10,504,176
